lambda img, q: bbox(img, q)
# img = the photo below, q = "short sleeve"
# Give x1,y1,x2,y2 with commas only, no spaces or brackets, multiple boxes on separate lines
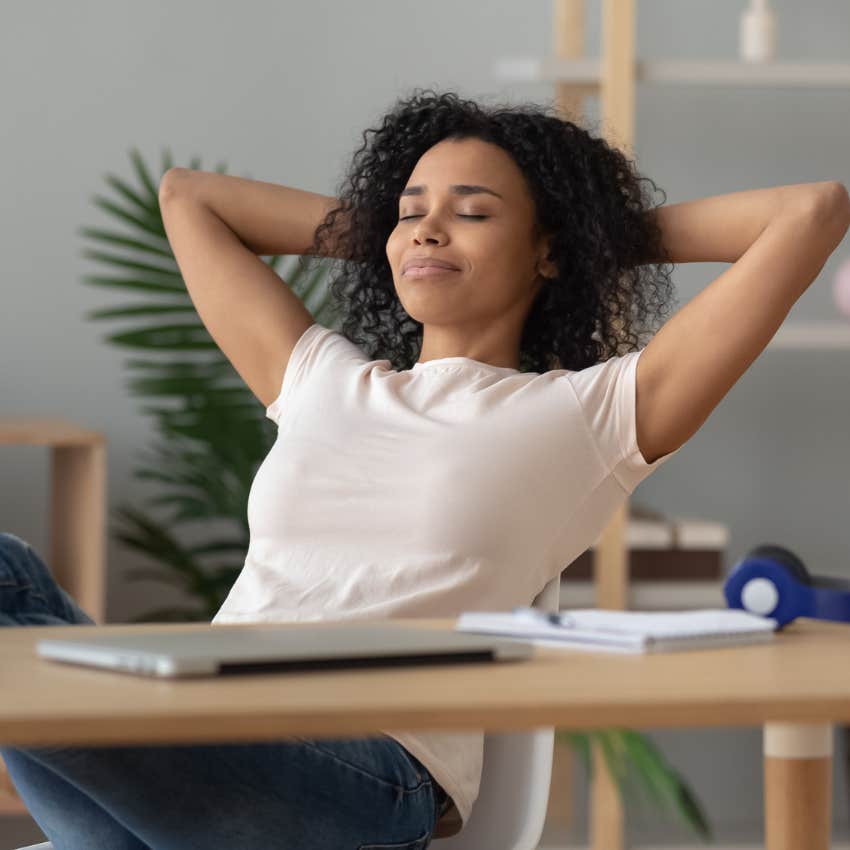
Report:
265,323,362,425
567,347,683,493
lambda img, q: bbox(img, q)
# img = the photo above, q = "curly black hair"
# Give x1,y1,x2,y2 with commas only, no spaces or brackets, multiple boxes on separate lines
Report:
301,88,677,374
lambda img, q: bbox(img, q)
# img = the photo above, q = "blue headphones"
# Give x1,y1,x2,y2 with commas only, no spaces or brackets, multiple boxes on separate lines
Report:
724,543,850,629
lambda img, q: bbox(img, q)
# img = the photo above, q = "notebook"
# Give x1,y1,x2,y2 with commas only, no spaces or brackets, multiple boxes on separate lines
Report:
35,621,535,678
454,607,779,654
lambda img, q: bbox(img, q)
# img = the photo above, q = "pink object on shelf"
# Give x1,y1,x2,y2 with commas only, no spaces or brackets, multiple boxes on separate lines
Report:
832,257,850,319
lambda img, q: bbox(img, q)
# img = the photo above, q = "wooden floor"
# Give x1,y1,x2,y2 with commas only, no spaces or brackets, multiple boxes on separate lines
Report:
0,815,47,850
4,816,850,850
539,845,850,850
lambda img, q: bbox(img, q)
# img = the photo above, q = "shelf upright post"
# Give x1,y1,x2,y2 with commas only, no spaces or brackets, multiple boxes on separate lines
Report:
587,4,638,848
549,2,633,848
546,1,589,844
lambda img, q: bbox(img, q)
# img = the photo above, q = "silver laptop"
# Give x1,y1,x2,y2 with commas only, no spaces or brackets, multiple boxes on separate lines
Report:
35,621,535,678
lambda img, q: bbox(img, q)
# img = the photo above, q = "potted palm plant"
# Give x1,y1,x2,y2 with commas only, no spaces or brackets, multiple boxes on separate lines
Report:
78,146,711,841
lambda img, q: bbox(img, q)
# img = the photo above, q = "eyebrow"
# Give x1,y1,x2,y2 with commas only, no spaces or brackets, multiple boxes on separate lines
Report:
400,184,503,200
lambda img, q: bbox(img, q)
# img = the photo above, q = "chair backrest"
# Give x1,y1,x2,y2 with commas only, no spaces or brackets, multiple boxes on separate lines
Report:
15,575,563,850
431,572,562,850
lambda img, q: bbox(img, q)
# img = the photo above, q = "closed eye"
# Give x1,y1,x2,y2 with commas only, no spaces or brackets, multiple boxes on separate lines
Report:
399,214,488,221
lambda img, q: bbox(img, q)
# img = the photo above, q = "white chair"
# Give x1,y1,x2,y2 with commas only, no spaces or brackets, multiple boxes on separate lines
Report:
15,572,562,850
431,571,560,850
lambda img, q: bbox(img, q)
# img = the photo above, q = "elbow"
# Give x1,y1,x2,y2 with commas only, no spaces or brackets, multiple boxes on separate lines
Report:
819,180,850,219
806,181,850,243
158,167,191,204
822,181,850,215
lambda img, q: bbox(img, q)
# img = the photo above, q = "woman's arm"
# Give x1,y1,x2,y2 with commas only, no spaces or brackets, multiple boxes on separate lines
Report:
158,170,343,409
160,168,349,258
648,181,848,265
634,184,849,465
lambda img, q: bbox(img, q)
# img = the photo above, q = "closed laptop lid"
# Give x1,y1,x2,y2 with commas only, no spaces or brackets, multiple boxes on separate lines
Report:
36,621,535,678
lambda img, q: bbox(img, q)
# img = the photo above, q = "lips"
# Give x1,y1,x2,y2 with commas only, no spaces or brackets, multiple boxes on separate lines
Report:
404,266,460,279
402,257,461,274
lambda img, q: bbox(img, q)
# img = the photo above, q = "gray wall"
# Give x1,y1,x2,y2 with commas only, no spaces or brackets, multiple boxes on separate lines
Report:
2,0,849,845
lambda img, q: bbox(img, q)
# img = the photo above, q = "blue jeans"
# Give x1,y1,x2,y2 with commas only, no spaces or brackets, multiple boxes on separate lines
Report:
0,532,450,850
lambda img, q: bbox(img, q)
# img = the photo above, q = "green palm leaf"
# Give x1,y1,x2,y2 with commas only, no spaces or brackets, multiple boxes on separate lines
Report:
122,358,234,375
77,226,175,259
128,146,163,204
90,194,165,238
556,728,713,841
104,171,159,217
185,540,248,556
105,324,216,349
80,250,183,277
87,304,198,320
620,730,712,840
82,274,185,294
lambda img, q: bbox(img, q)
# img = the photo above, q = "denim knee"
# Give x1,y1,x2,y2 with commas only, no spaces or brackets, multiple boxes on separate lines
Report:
0,531,31,552
0,531,48,593
0,532,32,578
0,531,95,625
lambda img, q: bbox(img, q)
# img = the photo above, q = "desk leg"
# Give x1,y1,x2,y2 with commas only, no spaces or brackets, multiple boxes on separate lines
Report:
764,722,832,850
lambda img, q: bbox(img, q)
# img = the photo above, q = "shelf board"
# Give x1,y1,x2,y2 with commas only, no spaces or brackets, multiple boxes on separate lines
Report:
560,578,725,611
494,57,850,89
0,417,105,446
768,320,850,350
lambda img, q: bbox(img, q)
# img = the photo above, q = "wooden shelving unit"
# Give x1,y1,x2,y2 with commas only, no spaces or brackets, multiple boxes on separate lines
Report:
495,57,850,88
769,320,850,349
0,417,107,818
0,418,107,622
497,2,850,848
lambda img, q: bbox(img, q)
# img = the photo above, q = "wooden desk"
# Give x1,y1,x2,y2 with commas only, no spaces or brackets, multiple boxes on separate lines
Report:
1,617,844,849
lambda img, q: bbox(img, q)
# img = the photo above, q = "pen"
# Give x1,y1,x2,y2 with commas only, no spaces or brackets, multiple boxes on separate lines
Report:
511,607,574,627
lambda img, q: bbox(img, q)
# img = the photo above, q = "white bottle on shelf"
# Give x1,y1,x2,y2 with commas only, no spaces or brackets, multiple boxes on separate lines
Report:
739,0,777,63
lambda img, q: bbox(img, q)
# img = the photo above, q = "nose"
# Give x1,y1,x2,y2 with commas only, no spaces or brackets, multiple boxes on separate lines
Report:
412,218,447,245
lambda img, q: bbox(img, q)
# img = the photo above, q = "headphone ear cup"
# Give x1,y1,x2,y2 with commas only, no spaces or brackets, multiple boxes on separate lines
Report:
745,543,811,585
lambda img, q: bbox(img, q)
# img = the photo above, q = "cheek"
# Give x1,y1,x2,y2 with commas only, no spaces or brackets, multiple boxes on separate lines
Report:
471,250,510,284
386,231,402,268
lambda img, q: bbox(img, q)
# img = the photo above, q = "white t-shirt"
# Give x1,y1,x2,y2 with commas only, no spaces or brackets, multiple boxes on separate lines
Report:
211,322,681,837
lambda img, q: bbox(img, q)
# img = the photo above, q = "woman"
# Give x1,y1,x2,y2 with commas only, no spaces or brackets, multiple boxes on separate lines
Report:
3,88,847,850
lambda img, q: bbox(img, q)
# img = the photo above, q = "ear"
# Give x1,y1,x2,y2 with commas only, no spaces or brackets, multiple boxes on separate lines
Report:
536,233,558,279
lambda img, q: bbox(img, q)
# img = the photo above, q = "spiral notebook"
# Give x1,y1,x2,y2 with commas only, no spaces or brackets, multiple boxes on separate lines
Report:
454,607,779,654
